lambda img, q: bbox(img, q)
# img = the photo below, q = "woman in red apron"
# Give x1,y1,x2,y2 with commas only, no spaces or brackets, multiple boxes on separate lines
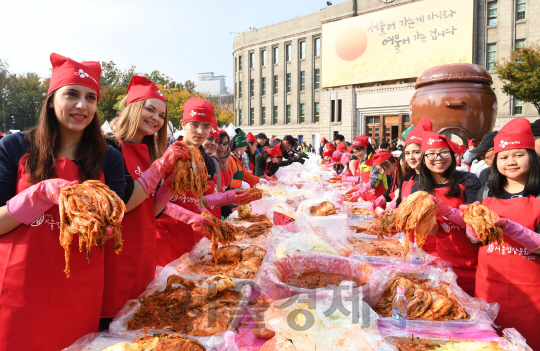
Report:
101,76,190,320
395,118,438,255
411,131,481,296
341,135,373,185
155,99,249,268
463,118,540,348
246,132,257,174
254,144,289,179
0,54,126,351
346,152,395,203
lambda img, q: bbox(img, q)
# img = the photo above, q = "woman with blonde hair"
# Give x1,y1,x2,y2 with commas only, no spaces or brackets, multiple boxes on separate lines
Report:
101,75,189,322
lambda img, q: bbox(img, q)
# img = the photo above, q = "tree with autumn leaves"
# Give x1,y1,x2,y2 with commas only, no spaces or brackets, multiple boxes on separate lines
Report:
495,42,540,115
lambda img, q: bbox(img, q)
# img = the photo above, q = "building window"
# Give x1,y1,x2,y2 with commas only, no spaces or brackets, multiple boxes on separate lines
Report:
487,1,497,25
261,77,266,96
239,109,242,124
300,41,306,60
331,100,335,122
286,105,291,124
249,52,254,69
286,73,291,93
273,106,278,125
487,43,497,71
273,75,278,94
314,38,321,56
273,47,278,64
238,55,242,71
516,0,526,20
235,82,237,97
515,39,526,49
314,102,320,123
235,57,237,72
337,100,342,122
300,103,305,123
250,108,255,125
314,69,320,90
239,81,242,98
286,44,292,62
300,71,305,91
250,79,254,97
367,117,381,124
261,50,266,66
514,98,524,115
261,107,266,125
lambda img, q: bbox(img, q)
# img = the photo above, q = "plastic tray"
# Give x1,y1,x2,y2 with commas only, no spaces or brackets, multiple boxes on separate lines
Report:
349,236,428,266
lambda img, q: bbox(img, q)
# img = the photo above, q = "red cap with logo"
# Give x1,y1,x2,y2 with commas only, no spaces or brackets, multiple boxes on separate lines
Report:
353,135,369,148
246,132,256,143
126,75,166,105
325,143,336,150
183,98,215,124
48,53,101,99
405,118,433,145
267,143,282,158
494,117,535,153
336,142,347,152
421,131,460,154
209,121,220,139
366,152,394,166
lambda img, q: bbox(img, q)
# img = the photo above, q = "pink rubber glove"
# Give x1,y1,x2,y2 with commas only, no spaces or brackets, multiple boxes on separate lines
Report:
431,195,465,226
265,175,273,181
343,176,359,184
493,218,540,252
346,183,363,195
458,204,480,242
387,201,397,210
163,203,214,238
155,174,174,206
205,190,251,207
342,182,353,186
6,178,78,225
138,141,190,196
349,183,373,202
368,195,386,212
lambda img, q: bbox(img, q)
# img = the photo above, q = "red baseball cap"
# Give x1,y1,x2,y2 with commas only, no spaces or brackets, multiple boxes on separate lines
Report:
421,131,460,154
366,152,394,166
347,145,353,153
405,118,432,145
267,143,282,158
48,53,101,99
126,75,166,105
246,132,256,143
336,142,347,152
183,98,215,124
494,117,535,153
353,135,369,148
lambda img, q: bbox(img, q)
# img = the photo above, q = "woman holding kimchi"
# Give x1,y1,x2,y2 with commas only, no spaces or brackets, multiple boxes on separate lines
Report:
411,131,481,296
463,118,540,348
0,54,125,350
101,76,190,321
155,98,250,267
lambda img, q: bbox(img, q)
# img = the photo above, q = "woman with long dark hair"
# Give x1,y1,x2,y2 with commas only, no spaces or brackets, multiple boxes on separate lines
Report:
0,54,126,350
101,76,189,321
254,143,292,177
411,131,481,296
462,118,540,347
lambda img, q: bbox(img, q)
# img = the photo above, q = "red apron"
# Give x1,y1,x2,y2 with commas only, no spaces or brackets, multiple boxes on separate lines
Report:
359,170,387,202
401,177,437,255
0,156,105,351
477,196,540,348
102,142,156,318
434,185,478,296
155,189,201,268
248,161,254,174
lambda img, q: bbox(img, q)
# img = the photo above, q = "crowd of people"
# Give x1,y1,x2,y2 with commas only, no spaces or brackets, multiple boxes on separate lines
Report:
0,54,539,350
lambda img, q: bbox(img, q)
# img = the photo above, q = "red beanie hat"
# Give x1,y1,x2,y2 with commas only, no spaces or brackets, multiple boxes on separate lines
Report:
246,132,256,143
366,152,394,166
336,142,347,152
325,142,336,150
321,137,327,144
183,98,215,124
48,53,101,99
268,143,282,158
405,118,433,145
353,135,369,148
126,75,166,105
347,145,353,153
494,117,535,153
421,131,460,154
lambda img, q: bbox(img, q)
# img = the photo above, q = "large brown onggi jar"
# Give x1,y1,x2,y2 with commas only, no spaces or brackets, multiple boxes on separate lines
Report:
410,63,497,143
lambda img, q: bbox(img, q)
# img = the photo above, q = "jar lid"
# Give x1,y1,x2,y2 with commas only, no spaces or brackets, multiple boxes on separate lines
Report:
415,63,493,89
397,285,405,295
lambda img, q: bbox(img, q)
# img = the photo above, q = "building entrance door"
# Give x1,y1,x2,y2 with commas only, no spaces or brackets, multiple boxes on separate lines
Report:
366,115,411,147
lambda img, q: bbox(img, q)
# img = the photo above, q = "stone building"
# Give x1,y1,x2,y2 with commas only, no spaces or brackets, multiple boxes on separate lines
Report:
232,0,540,146
196,72,227,97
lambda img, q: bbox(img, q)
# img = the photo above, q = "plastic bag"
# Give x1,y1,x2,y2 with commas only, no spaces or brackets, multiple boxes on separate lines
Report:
262,289,393,351
349,236,433,266
63,332,137,351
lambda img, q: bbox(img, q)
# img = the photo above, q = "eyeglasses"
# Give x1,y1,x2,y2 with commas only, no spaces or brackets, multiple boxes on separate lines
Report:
218,142,228,148
187,121,212,132
424,151,452,161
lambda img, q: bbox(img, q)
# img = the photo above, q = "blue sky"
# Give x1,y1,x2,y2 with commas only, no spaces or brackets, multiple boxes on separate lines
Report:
0,0,345,91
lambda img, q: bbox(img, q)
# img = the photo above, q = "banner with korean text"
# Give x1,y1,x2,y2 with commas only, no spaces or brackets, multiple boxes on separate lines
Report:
321,0,474,87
